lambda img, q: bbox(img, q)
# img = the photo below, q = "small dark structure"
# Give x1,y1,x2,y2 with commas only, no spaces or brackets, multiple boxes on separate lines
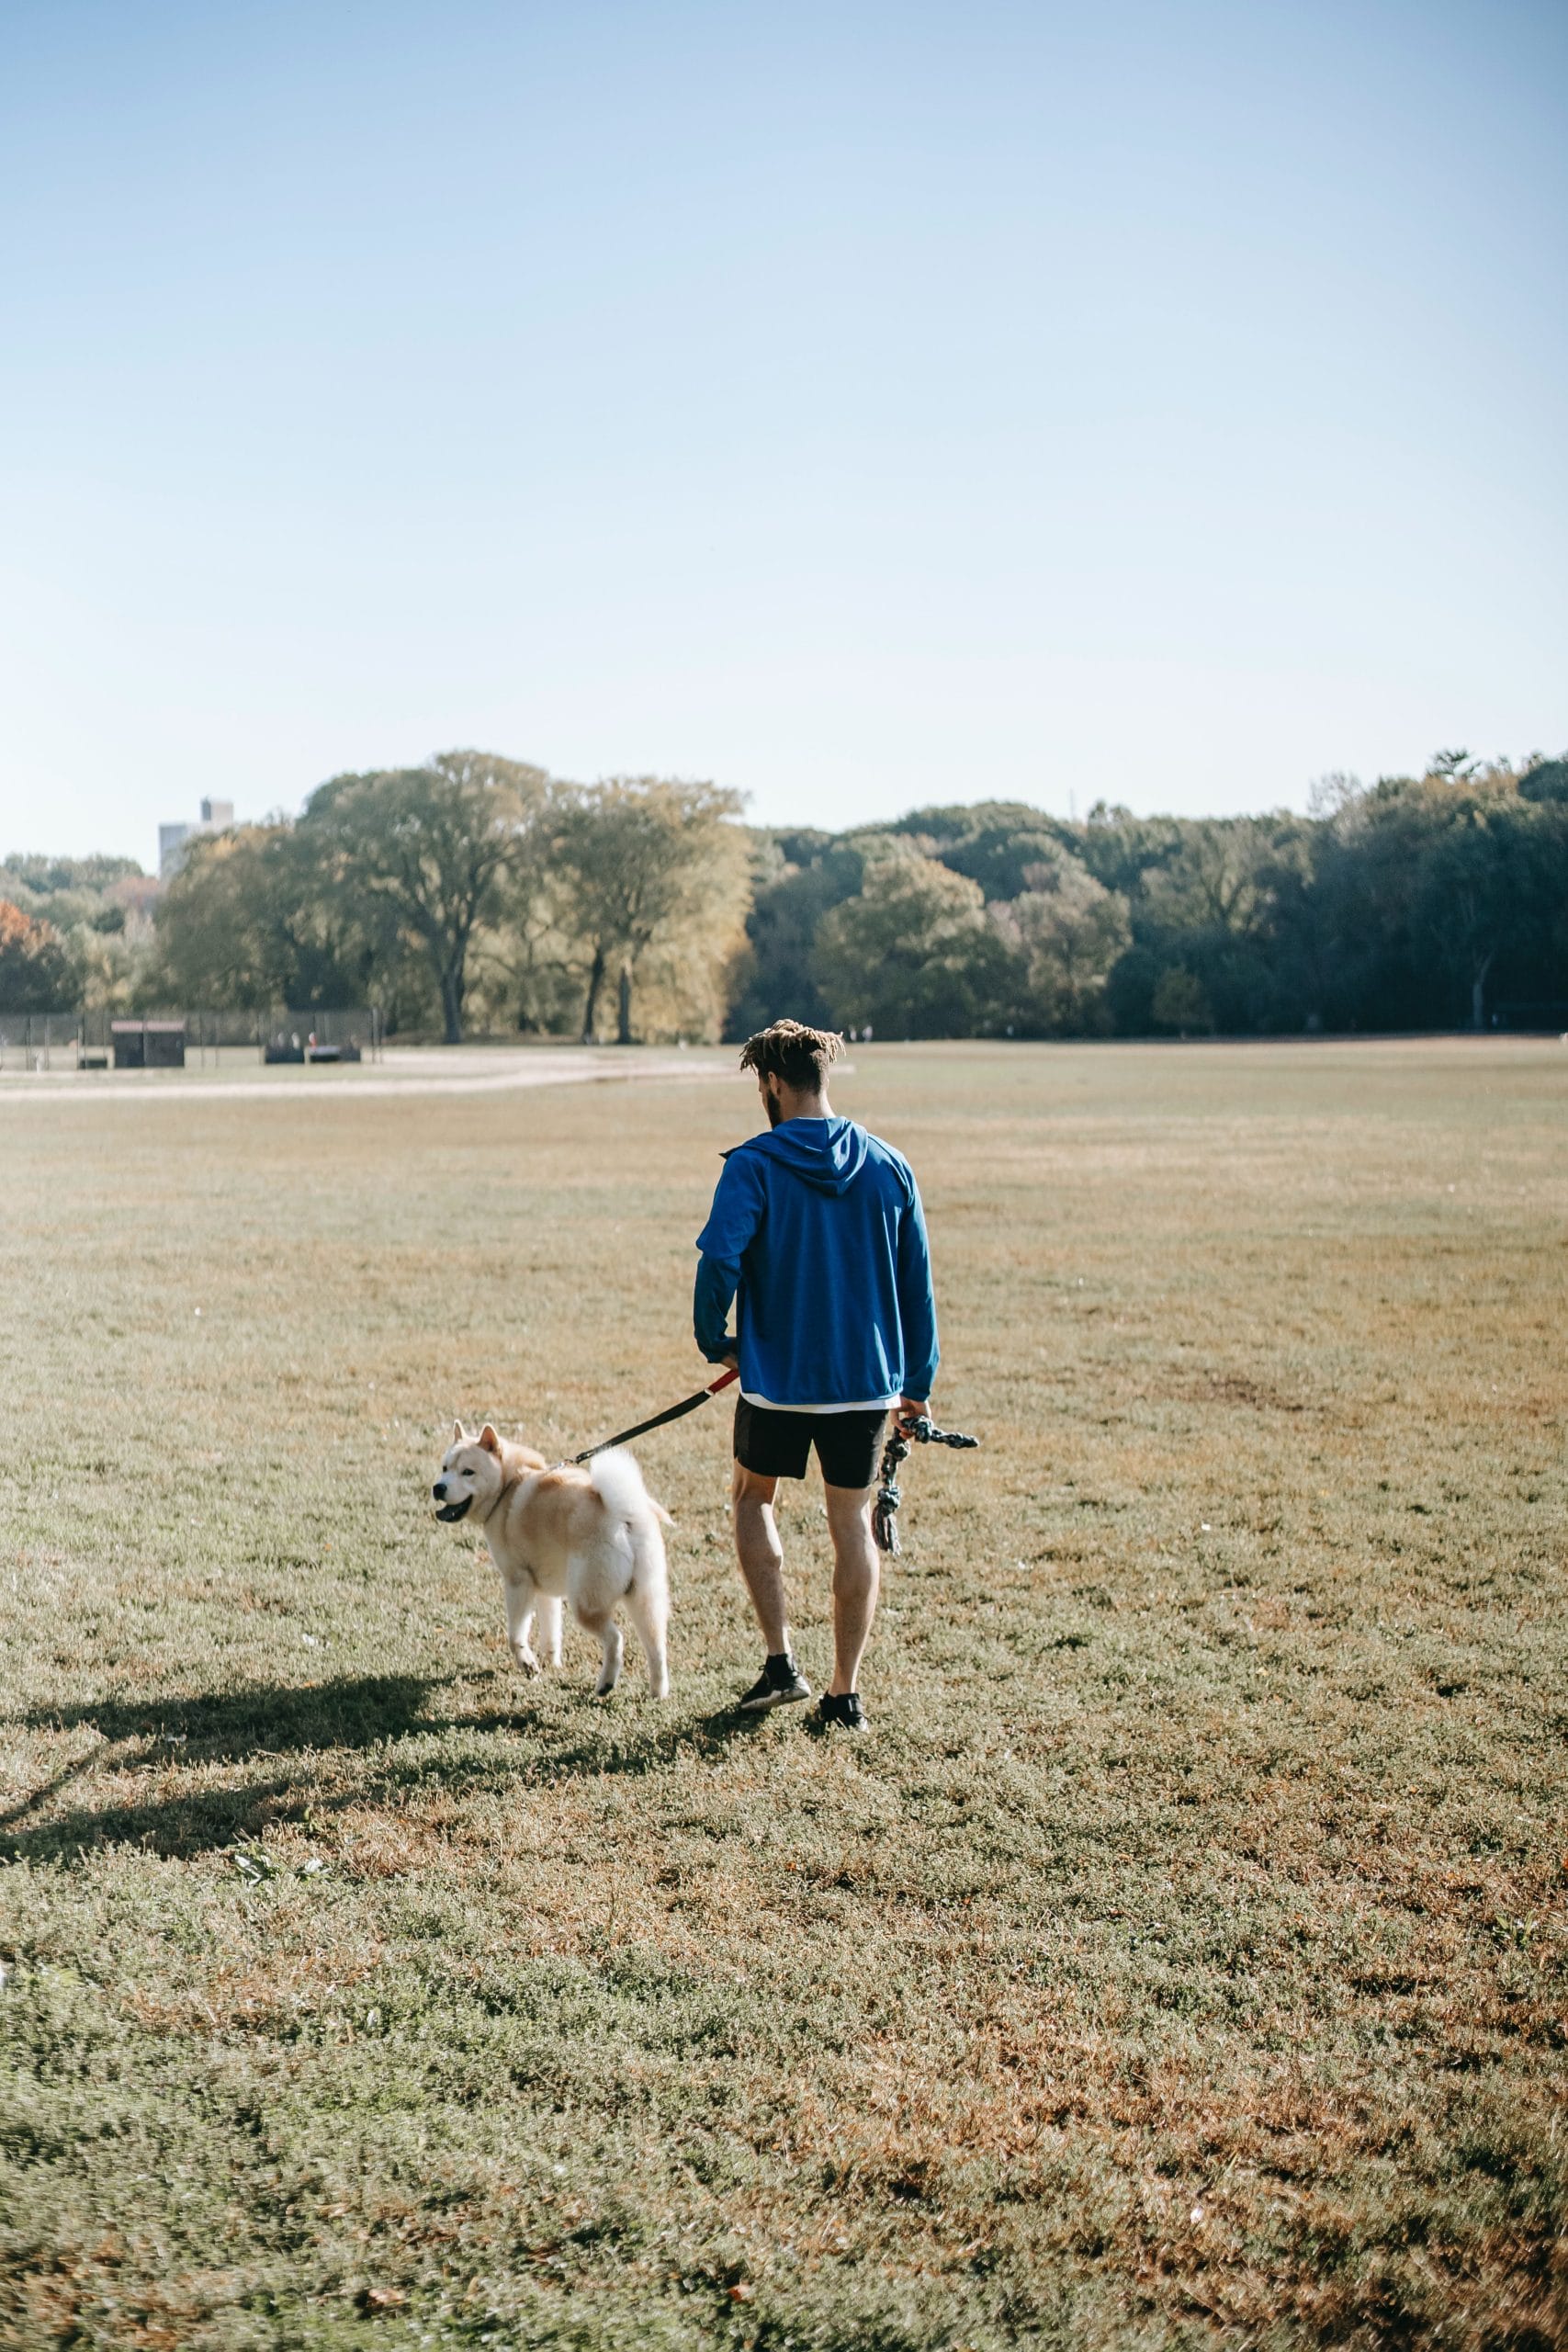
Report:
145,1022,186,1068
111,1020,186,1069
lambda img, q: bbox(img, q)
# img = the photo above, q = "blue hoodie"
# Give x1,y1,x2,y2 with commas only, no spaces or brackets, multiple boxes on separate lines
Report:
694,1116,940,1407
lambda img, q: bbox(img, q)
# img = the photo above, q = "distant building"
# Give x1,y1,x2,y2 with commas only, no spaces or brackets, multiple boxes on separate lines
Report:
158,823,192,877
158,797,236,879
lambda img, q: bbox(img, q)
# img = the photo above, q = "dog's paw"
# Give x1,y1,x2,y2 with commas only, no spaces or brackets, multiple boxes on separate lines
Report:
511,1646,541,1677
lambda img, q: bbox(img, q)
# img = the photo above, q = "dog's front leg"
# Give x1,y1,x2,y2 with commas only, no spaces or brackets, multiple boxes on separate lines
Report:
501,1568,543,1675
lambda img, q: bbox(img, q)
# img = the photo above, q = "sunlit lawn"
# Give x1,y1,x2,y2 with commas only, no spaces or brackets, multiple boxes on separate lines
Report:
1,1039,1564,2350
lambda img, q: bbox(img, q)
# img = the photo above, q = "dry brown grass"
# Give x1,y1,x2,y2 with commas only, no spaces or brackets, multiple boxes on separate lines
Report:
0,1038,1563,2350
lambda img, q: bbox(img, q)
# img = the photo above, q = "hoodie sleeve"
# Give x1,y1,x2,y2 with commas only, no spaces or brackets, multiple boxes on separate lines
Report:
693,1150,766,1363
895,1174,940,1398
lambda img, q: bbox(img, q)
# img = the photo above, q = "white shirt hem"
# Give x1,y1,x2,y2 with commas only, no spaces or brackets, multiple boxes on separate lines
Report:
740,1391,898,1415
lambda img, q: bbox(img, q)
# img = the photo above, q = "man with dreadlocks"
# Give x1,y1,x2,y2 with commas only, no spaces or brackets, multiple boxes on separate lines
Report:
694,1018,939,1731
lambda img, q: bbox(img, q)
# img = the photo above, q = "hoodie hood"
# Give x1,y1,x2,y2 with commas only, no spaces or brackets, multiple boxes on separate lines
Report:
727,1115,870,1195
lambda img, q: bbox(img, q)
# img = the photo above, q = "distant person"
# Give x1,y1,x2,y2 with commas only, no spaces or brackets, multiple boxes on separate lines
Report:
693,1019,939,1731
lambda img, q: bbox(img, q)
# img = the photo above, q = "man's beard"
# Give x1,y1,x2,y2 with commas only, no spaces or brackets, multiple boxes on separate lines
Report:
764,1091,782,1128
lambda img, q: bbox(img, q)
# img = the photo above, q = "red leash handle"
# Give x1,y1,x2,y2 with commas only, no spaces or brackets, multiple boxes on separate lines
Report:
570,1364,741,1463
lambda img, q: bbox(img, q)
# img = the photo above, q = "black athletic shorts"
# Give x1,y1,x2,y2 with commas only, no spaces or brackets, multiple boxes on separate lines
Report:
733,1397,888,1489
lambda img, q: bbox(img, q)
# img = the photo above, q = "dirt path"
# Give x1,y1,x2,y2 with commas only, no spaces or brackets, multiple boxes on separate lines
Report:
0,1046,733,1107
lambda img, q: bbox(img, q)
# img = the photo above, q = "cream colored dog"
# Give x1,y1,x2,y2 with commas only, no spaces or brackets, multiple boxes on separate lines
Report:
432,1423,672,1697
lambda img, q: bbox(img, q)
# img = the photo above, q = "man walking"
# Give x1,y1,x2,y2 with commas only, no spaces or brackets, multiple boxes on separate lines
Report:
694,1019,940,1731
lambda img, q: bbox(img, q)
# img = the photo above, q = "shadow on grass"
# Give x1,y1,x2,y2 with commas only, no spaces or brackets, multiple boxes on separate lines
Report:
3,1769,323,1865
442,1692,771,1779
17,1672,455,1762
3,1673,768,1867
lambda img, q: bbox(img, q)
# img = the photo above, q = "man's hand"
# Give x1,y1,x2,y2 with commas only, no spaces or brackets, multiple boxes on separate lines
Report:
897,1396,928,1430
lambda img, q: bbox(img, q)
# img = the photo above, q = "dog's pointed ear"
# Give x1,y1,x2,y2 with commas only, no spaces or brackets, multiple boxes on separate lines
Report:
478,1423,502,1455
452,1419,467,1445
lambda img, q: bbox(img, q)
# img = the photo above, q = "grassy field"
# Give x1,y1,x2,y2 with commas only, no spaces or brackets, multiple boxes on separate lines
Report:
1,1040,1564,2352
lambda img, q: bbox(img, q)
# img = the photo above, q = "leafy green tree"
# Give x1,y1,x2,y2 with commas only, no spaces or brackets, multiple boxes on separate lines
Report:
299,752,546,1042
154,829,291,1008
0,900,71,1009
884,802,1079,903
153,824,387,1012
1310,764,1561,1031
1150,967,1213,1035
1111,816,1312,1035
1519,755,1568,806
1297,778,1431,1028
476,842,583,1035
1,853,143,901
0,855,157,1012
549,779,749,1043
992,854,1132,1033
725,834,866,1039
810,844,1014,1037
1258,830,1350,1032
1141,817,1285,940
1411,792,1562,1029
1076,804,1184,899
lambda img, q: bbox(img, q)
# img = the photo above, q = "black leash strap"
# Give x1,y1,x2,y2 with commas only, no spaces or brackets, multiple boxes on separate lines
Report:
570,1367,740,1464
872,1415,979,1555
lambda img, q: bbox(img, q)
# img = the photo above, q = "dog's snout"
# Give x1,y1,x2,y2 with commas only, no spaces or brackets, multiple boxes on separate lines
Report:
432,1481,446,1500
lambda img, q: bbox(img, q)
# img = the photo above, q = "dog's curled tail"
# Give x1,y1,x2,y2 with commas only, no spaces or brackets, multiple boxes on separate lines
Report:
588,1446,673,1527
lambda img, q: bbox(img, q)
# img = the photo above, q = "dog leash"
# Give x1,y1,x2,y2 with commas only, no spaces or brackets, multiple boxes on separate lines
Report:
872,1415,980,1556
569,1367,740,1464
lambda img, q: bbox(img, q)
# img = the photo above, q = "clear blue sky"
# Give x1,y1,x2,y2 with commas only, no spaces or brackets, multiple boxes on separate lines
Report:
1,0,1562,868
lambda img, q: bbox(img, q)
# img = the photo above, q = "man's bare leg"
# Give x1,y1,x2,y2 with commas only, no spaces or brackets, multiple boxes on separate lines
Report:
731,1461,792,1657
823,1481,879,1695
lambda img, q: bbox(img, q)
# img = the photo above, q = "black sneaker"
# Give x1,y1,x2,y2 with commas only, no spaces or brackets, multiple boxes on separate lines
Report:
816,1691,867,1733
736,1654,811,1713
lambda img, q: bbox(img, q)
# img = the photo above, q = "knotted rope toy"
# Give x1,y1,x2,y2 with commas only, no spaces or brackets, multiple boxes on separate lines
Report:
872,1414,980,1555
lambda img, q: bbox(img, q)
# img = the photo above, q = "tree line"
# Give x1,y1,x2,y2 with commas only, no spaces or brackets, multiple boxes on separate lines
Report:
1,759,751,1046
3,748,1565,1040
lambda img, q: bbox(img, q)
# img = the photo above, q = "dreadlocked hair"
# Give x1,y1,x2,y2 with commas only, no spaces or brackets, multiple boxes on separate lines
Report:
738,1019,845,1092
